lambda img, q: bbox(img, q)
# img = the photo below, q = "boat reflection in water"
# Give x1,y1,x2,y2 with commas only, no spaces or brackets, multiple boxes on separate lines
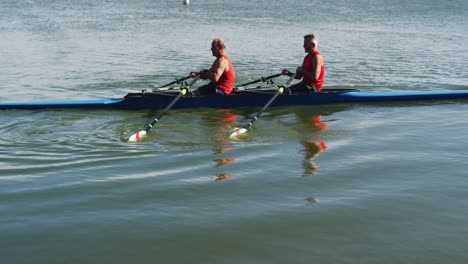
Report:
211,109,238,180
208,108,332,178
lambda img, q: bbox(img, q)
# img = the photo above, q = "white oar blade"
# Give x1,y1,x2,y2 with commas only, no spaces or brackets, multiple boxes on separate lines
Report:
228,128,248,140
127,130,147,142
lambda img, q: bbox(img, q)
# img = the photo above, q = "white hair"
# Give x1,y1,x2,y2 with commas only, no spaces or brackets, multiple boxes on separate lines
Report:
304,34,318,45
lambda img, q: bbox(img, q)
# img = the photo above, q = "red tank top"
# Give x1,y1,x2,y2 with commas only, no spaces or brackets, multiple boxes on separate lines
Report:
217,55,235,95
302,50,325,91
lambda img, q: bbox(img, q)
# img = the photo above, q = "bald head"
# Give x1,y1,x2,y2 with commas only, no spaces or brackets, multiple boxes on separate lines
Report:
211,37,227,57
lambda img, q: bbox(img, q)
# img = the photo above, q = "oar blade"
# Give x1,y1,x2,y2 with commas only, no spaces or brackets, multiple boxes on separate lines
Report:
127,130,147,142
227,74,296,141
127,74,200,143
228,127,248,140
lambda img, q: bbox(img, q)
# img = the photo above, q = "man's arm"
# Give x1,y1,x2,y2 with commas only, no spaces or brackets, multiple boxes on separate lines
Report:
312,54,323,81
296,54,323,81
205,57,227,83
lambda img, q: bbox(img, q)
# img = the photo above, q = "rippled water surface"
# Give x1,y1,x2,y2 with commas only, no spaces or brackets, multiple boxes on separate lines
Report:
1,0,468,263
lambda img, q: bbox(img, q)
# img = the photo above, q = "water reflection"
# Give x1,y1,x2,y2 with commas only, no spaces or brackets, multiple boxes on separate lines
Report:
211,109,238,180
302,139,328,174
295,114,328,175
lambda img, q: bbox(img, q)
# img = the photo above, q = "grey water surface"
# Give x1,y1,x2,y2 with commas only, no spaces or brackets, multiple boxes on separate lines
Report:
1,0,468,263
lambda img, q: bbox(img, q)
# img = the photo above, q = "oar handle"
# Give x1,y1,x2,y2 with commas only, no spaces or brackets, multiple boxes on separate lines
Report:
237,73,282,87
152,74,193,90
281,69,294,77
152,71,202,92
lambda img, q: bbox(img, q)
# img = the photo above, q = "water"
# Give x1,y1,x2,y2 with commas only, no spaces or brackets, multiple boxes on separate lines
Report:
1,0,468,263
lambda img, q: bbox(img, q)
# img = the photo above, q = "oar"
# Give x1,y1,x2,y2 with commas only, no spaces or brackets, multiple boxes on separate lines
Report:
150,74,192,91
128,75,200,142
229,74,296,140
236,73,282,87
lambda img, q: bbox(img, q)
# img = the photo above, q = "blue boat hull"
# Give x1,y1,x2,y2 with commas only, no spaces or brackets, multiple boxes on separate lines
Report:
1,89,468,110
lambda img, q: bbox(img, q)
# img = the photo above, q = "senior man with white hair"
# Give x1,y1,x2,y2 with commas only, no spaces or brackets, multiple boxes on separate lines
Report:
283,33,325,93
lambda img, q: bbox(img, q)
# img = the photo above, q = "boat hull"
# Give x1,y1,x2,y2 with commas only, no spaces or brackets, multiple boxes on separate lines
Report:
1,89,468,110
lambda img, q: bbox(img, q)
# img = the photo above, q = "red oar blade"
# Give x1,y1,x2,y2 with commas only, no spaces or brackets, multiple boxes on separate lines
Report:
127,130,147,142
228,127,248,140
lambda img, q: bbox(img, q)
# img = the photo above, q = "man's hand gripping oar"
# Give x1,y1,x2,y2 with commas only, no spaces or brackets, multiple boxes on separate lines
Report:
228,73,296,140
127,74,200,142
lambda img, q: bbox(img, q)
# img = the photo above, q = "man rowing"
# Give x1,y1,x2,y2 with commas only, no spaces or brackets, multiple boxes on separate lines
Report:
283,33,325,93
191,38,236,95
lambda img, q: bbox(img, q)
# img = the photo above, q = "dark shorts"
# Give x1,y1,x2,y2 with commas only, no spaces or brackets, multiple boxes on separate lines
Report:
197,83,227,95
288,81,320,93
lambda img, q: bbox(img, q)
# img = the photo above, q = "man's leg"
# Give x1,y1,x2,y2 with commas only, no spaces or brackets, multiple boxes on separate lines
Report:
288,82,319,93
194,83,216,95
288,81,309,93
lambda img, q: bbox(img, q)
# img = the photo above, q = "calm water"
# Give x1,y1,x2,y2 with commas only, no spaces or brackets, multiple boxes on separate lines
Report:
1,0,468,263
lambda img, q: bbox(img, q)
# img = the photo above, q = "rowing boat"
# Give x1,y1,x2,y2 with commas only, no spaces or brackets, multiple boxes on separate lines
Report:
1,88,468,110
